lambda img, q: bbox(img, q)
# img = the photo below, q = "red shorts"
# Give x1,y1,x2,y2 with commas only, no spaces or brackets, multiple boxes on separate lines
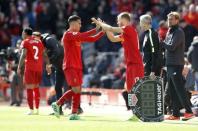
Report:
64,68,82,87
126,64,144,92
24,70,42,84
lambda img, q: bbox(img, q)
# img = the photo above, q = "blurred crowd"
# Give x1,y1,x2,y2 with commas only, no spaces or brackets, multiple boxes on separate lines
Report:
1,0,197,49
0,0,198,107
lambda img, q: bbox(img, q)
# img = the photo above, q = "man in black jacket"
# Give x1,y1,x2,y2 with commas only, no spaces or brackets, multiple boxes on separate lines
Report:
162,12,194,120
140,14,163,77
34,32,65,115
187,36,198,92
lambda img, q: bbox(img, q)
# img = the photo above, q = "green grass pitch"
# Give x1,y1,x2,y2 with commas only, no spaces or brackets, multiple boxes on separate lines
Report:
0,105,198,131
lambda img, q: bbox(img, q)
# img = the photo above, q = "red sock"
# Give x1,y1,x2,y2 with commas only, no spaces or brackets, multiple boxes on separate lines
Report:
27,89,33,110
33,88,40,109
57,90,74,105
72,93,80,114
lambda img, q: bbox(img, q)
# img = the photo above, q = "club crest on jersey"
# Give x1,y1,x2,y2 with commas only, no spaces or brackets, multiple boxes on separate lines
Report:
72,32,78,35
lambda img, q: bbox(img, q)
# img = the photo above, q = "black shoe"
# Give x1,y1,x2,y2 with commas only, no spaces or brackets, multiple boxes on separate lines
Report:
77,107,83,115
60,111,64,115
15,101,21,107
127,106,131,110
49,112,55,115
10,102,16,106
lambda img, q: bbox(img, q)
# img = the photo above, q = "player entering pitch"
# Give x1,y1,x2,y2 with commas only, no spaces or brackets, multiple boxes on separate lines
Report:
51,15,104,120
92,12,144,120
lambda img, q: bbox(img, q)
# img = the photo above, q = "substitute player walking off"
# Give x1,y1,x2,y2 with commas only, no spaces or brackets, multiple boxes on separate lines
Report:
51,15,104,120
17,27,51,115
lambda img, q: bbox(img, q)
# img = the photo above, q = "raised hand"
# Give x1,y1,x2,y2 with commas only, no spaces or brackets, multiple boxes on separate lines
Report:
91,18,101,31
91,17,111,31
91,17,101,26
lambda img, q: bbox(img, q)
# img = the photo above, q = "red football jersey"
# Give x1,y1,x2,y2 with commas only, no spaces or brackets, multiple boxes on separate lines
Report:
21,36,44,72
62,29,104,70
119,25,143,65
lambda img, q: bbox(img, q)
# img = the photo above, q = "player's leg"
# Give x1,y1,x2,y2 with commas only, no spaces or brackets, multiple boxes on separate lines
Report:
52,89,74,118
26,84,34,115
24,70,35,115
51,69,75,118
126,64,144,121
54,68,65,115
125,76,139,121
33,85,40,115
69,86,81,120
122,83,130,110
51,68,82,119
69,69,82,120
122,66,135,111
33,71,42,115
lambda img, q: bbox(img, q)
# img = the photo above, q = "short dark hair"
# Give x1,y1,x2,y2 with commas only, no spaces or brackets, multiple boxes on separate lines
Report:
68,15,81,24
23,27,33,35
118,12,131,22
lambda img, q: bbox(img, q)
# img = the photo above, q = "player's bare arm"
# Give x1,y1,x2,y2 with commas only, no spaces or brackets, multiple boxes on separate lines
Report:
106,31,123,43
91,18,123,33
17,48,27,76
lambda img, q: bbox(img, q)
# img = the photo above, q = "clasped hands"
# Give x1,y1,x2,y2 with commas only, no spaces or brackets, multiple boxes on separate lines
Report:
91,17,111,32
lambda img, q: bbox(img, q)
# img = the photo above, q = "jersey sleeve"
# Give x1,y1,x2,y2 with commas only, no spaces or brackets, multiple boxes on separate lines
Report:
81,31,104,43
65,29,97,41
122,26,130,35
118,34,124,43
20,40,28,49
120,26,131,40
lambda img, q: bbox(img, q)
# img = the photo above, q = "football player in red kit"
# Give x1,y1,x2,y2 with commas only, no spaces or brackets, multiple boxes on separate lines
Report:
17,27,51,115
92,12,144,112
51,15,104,120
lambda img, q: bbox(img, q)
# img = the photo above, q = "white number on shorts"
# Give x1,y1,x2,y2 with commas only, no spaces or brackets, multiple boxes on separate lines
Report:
33,46,39,60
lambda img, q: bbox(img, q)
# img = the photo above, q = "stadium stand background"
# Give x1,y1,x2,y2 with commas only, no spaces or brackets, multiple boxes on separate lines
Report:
0,0,198,104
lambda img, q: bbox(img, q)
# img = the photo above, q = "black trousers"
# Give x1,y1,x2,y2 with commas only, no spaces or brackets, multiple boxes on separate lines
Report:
167,65,192,116
55,67,66,100
54,67,67,112
144,64,161,76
